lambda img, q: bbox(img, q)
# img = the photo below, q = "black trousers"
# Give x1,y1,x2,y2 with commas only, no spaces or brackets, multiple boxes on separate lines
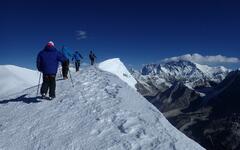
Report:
75,60,80,72
90,59,94,65
62,60,69,78
41,75,56,98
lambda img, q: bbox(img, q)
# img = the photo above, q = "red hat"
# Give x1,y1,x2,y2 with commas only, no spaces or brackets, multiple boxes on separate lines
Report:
47,41,54,47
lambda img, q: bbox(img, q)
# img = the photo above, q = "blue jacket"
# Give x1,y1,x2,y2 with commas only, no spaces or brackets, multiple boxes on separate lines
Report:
72,51,83,61
61,46,72,60
37,46,67,75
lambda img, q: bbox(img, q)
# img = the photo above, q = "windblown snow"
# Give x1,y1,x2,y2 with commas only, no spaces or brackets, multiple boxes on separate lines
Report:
99,58,137,90
0,65,39,97
0,62,204,149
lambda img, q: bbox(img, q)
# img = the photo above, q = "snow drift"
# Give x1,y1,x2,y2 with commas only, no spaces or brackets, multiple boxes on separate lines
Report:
0,65,39,97
0,63,204,149
99,58,137,90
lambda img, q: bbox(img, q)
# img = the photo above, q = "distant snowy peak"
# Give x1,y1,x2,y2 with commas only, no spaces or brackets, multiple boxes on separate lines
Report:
99,58,137,90
141,60,229,83
196,64,228,73
141,64,160,75
142,60,229,75
0,65,39,97
194,63,230,82
142,60,200,79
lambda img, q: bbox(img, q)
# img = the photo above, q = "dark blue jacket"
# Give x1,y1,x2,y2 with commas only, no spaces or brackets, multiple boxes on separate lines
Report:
37,46,67,75
89,52,96,60
72,51,83,61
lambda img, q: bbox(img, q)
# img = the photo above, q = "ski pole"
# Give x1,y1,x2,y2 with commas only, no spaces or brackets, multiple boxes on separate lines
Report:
68,69,74,87
37,72,42,96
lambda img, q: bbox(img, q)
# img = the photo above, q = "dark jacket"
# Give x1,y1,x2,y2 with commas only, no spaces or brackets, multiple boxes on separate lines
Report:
72,51,83,61
89,52,96,60
37,46,66,75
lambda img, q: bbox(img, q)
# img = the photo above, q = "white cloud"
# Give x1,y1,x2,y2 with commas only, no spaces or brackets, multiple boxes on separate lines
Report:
76,30,87,40
163,53,240,64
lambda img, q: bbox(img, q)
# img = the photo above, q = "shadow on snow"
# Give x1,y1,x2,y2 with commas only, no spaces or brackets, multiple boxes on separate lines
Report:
0,94,42,104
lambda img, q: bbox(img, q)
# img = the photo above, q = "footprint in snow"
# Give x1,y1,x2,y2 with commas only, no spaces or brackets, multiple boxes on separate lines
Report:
0,124,5,132
82,82,90,86
90,129,102,136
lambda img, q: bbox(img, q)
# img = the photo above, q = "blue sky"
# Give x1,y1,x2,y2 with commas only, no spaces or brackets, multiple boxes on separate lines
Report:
0,0,240,69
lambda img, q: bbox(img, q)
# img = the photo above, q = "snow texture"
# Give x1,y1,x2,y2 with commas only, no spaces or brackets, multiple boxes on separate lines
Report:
0,65,204,150
195,63,229,82
0,65,39,97
99,58,137,90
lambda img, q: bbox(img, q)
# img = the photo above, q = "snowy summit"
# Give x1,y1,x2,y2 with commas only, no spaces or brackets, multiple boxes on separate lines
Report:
0,60,204,150
99,58,137,90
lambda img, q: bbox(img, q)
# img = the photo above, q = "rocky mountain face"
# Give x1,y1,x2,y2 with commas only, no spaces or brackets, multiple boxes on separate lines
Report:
184,70,240,150
131,60,240,150
206,70,240,114
130,68,170,96
148,82,202,113
132,60,229,97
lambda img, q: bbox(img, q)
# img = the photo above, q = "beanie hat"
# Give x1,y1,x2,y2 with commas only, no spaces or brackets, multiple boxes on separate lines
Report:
47,41,54,47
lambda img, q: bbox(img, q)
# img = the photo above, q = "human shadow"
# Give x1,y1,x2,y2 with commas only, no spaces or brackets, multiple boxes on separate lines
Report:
0,94,42,104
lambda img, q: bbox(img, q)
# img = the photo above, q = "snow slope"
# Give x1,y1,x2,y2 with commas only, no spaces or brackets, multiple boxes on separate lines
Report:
99,58,137,90
0,65,204,150
0,65,39,97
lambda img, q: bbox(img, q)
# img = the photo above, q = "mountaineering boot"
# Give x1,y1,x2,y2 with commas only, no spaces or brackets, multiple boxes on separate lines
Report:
41,93,47,99
48,96,55,100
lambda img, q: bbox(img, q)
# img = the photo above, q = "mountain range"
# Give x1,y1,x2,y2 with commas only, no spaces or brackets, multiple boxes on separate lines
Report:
131,60,229,97
131,60,239,150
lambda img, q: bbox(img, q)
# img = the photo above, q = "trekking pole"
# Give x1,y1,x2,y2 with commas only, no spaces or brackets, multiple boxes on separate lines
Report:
68,69,74,87
37,72,42,96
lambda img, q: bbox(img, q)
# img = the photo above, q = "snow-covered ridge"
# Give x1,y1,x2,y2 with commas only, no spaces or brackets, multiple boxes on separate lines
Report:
194,63,230,82
0,65,39,97
0,65,204,150
142,60,229,79
139,60,230,88
99,58,137,90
